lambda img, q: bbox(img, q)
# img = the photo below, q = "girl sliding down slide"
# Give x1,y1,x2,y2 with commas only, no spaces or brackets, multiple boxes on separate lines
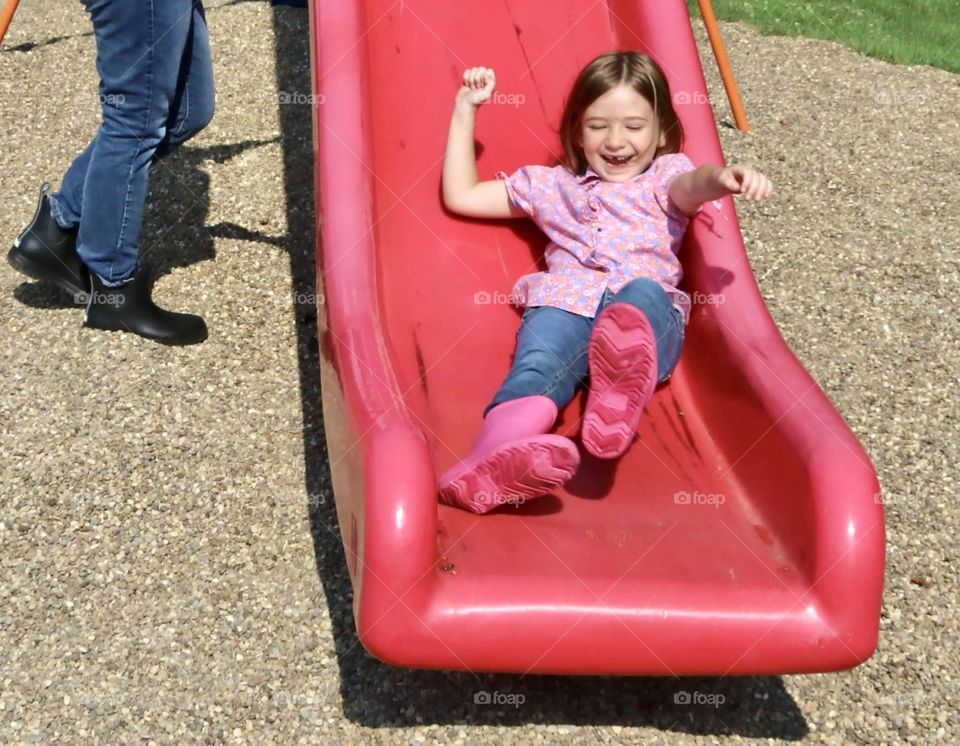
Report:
440,51,773,514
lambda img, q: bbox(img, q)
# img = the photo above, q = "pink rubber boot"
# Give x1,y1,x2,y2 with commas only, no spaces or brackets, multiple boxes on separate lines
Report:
438,395,580,514
581,303,658,459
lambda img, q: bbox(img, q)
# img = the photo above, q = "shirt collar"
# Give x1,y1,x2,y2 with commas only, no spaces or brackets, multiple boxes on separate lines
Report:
576,167,602,185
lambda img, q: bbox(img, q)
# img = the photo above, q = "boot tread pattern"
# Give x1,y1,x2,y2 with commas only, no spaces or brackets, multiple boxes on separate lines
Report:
439,436,579,513
582,303,658,459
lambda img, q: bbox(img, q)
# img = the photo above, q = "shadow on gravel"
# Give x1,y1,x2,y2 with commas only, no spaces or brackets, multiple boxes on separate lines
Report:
141,137,279,279
12,134,276,311
271,4,808,741
1,32,95,55
12,281,80,308
11,149,223,310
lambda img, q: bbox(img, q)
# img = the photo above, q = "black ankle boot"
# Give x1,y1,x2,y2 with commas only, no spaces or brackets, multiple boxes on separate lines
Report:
7,182,89,299
84,263,208,346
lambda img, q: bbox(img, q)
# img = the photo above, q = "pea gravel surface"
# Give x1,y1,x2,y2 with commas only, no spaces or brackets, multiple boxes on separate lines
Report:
1,2,957,744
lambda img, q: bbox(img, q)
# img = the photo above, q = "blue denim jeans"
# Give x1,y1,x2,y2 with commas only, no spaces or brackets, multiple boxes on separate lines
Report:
48,0,215,285
486,277,685,415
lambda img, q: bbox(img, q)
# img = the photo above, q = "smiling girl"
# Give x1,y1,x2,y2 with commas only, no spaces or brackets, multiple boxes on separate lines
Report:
439,51,773,514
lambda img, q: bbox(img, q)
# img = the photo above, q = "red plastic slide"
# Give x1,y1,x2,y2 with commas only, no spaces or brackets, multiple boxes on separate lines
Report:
308,0,885,675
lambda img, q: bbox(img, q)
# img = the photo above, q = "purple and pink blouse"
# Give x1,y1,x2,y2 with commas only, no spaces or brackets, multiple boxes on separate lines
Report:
498,152,699,325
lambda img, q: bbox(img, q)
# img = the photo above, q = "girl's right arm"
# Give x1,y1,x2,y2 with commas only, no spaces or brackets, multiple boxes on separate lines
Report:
442,67,525,219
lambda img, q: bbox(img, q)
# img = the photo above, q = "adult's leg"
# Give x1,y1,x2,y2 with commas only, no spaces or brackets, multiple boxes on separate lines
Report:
51,3,214,228
58,0,197,284
49,141,93,230
154,2,215,159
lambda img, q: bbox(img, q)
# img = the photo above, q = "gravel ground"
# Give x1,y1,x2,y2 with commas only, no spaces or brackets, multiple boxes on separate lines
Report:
1,2,958,744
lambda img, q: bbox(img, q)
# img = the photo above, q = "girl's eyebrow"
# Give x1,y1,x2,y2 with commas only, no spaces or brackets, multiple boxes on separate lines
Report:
583,115,650,122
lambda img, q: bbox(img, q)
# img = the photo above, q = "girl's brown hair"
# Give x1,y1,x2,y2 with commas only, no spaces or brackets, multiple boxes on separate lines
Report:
559,51,683,175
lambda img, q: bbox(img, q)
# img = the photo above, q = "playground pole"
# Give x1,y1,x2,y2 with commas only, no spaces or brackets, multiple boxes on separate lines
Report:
697,0,750,131
0,0,21,47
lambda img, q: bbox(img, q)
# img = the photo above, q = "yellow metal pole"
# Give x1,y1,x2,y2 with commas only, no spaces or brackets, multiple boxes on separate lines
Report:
697,0,750,132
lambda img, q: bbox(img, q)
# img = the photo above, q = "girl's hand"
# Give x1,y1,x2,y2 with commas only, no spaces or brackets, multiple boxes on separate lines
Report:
716,165,774,202
456,67,497,110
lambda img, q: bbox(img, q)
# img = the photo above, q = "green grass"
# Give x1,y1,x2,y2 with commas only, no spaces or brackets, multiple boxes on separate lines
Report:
686,0,960,73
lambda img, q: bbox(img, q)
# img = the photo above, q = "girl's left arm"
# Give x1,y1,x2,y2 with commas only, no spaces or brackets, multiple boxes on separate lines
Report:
669,164,773,215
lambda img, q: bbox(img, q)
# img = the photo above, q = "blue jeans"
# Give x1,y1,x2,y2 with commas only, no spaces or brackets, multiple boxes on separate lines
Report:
487,277,685,415
48,0,215,285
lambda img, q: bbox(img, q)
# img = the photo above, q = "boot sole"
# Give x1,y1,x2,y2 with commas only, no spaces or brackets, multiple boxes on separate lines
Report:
438,435,579,514
582,303,658,459
82,317,209,346
7,246,88,300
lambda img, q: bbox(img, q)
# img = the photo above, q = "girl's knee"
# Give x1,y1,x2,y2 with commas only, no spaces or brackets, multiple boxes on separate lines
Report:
611,277,669,310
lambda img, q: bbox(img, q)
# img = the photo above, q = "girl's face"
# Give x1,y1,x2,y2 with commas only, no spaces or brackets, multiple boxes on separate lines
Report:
578,84,666,182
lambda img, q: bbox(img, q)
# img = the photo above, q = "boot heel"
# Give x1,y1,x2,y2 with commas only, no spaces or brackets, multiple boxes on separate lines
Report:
8,182,88,297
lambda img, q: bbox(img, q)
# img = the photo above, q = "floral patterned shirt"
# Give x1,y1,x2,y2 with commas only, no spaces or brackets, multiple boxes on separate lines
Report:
499,153,698,324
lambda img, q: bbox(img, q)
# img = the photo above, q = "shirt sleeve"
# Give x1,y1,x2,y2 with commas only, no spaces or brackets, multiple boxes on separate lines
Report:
652,152,700,220
496,165,556,219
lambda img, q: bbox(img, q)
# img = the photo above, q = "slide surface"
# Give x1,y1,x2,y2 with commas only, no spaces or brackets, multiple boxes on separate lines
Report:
309,0,885,674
